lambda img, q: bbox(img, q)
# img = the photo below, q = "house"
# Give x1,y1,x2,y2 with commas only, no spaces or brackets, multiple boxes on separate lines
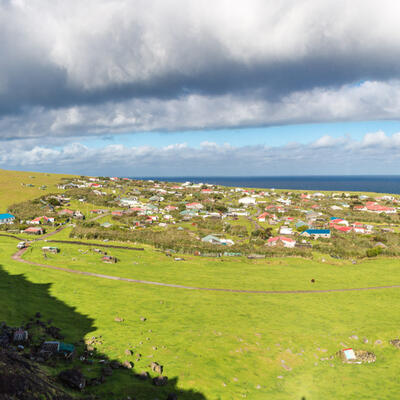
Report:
201,235,234,246
329,218,349,226
257,212,269,222
332,225,353,233
24,227,44,235
301,229,331,239
29,216,55,225
365,201,397,214
119,198,138,207
267,236,296,248
238,197,256,205
0,213,15,224
186,202,204,210
279,226,293,235
58,209,75,216
112,210,124,216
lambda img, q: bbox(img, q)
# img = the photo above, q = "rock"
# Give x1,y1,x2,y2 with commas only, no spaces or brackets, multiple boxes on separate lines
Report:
123,361,133,369
390,339,400,348
153,376,168,386
374,339,383,345
114,317,124,322
59,369,86,391
135,371,150,381
125,349,133,355
349,335,359,340
151,362,163,374
362,337,369,344
110,360,121,369
35,312,41,318
140,317,147,322
167,394,178,400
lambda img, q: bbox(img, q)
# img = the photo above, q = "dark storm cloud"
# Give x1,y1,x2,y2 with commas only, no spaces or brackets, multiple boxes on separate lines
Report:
1,0,400,136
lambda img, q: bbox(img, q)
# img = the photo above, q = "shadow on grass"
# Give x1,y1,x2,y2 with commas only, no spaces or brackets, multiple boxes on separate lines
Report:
0,265,206,399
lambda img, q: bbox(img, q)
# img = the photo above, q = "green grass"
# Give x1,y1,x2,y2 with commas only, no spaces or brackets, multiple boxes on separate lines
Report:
23,241,400,291
1,170,400,399
0,234,398,399
0,168,74,210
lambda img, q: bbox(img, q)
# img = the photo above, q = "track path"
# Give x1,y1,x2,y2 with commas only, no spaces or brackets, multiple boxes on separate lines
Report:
11,247,400,294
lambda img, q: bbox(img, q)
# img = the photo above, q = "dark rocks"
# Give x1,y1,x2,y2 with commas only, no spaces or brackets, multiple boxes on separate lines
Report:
151,362,163,374
58,368,86,390
167,394,178,400
35,312,41,319
135,371,150,381
153,375,168,386
110,360,122,369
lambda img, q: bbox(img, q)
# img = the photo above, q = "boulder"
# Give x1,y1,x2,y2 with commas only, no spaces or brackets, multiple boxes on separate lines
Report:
153,375,168,386
135,371,150,381
58,369,86,391
390,339,400,348
114,317,124,322
110,360,122,369
151,362,163,374
123,361,133,369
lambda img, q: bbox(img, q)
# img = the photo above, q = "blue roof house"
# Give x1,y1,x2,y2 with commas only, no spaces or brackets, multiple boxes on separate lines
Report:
0,213,15,224
301,229,331,238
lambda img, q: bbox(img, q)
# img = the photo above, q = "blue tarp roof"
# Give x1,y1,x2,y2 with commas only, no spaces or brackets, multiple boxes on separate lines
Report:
305,229,330,234
0,213,15,220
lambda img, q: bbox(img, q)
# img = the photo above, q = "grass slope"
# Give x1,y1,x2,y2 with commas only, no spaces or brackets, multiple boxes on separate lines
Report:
0,168,74,210
1,235,399,399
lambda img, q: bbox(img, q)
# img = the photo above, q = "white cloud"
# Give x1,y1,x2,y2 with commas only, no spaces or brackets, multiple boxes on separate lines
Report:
2,131,400,175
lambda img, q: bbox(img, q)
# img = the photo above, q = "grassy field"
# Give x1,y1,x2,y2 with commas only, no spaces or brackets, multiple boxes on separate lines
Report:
0,168,75,210
1,234,399,399
1,170,400,399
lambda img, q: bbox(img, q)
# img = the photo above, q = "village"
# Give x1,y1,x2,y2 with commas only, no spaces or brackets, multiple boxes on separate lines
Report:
2,176,400,260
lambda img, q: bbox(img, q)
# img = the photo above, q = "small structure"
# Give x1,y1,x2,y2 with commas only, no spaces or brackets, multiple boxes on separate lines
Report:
343,348,356,361
42,246,60,254
102,255,117,263
24,227,44,235
13,328,28,343
41,341,75,359
267,236,296,248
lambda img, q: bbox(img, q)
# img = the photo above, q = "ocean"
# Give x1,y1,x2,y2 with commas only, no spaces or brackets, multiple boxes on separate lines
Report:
135,176,400,194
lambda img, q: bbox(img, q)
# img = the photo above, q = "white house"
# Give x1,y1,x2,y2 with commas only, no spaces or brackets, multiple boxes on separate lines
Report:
267,236,296,248
238,197,256,205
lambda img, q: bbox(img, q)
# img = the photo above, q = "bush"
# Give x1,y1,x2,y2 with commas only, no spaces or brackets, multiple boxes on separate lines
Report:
366,247,383,258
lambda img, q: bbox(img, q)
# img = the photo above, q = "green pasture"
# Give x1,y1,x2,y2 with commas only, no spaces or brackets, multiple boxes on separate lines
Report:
0,168,74,210
1,235,400,399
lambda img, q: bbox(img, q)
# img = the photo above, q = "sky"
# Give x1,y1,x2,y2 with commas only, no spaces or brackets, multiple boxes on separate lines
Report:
2,0,400,176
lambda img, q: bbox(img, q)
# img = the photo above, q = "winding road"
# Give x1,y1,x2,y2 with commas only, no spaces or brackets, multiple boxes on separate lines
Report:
11,247,400,295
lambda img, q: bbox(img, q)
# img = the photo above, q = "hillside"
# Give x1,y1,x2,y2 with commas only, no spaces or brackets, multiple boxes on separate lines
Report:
0,169,75,210
1,169,400,399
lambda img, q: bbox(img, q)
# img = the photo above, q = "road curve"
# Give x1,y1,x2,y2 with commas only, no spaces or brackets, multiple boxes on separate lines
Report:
12,248,400,294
